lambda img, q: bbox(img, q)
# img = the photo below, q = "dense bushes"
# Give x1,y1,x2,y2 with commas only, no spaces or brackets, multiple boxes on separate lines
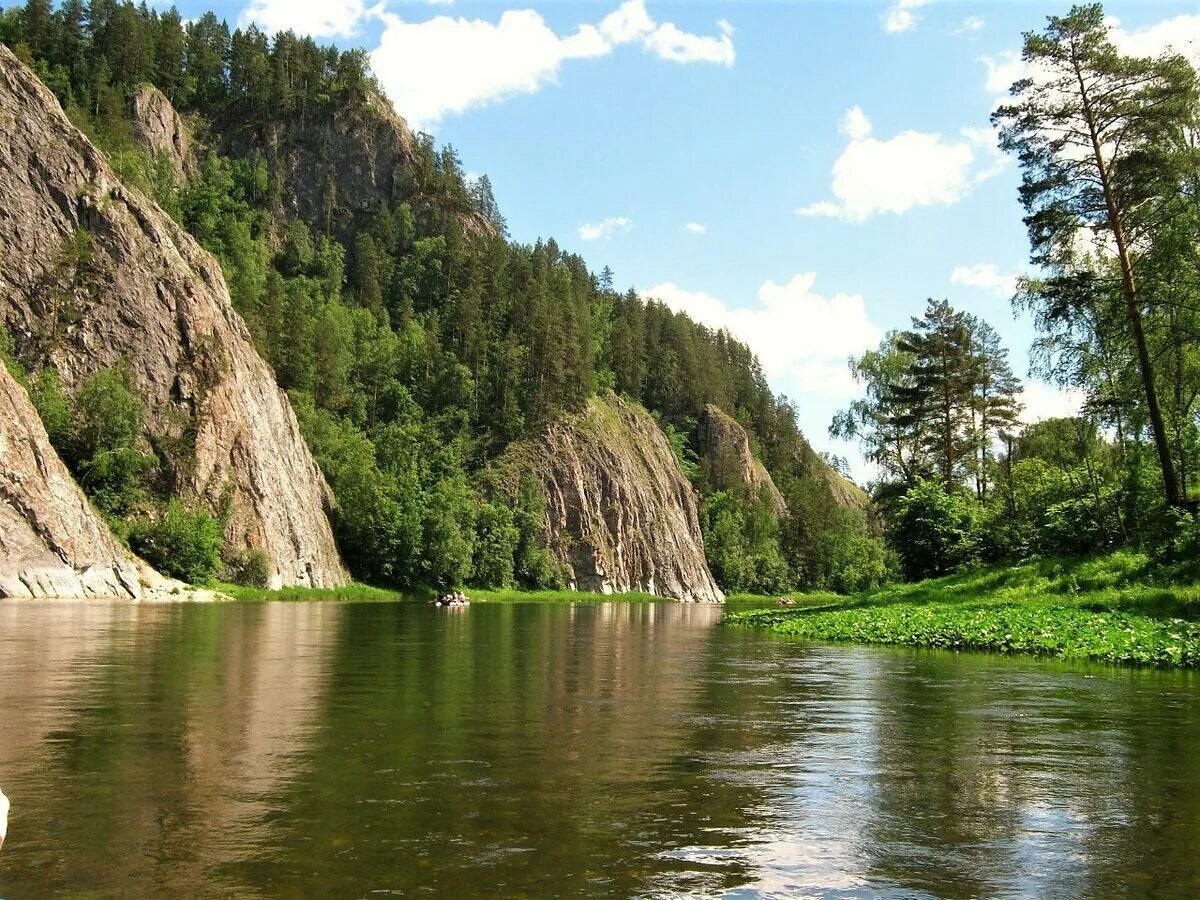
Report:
129,500,223,584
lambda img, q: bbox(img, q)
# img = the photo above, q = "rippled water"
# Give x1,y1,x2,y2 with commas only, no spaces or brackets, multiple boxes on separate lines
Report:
0,599,1198,897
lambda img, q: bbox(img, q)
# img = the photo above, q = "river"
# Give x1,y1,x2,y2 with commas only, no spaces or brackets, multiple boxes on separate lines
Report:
0,599,1197,897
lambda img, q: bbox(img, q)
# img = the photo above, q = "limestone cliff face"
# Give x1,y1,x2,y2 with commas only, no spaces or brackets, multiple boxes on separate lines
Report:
0,46,347,589
509,394,724,603
130,84,194,180
0,364,143,598
697,404,788,518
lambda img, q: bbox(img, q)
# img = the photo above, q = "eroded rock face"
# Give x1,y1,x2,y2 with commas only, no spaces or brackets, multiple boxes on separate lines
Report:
0,364,141,598
697,404,788,518
130,84,193,180
0,46,348,589
515,394,724,603
224,92,493,245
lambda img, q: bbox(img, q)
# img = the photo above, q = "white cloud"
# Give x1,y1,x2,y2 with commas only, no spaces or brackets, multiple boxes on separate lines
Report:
240,0,374,37
797,108,1004,222
682,222,707,234
955,16,985,35
1019,383,1086,425
951,263,1018,297
579,216,632,241
643,274,881,398
883,0,931,34
644,18,734,65
982,14,1200,102
840,105,872,141
370,1,735,129
1108,14,1200,66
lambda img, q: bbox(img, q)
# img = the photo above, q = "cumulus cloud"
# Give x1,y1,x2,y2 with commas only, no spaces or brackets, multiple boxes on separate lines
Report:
369,0,735,129
240,0,376,37
643,274,881,398
982,14,1200,102
682,222,707,234
579,216,632,240
797,108,1004,222
883,0,931,34
951,263,1018,298
1019,383,1087,425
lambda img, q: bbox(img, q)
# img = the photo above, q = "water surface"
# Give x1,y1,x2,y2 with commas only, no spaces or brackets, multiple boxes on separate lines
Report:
0,599,1198,897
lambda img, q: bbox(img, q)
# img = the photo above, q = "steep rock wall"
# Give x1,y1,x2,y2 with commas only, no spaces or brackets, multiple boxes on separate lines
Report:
130,84,195,180
696,404,788,518
0,363,143,598
508,394,723,603
0,46,347,588
222,92,493,245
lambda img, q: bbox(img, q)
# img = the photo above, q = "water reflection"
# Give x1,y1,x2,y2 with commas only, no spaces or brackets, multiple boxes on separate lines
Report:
0,600,1198,897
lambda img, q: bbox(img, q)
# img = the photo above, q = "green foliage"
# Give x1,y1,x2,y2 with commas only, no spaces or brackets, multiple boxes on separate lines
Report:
129,500,223,585
472,501,519,589
727,553,1200,669
889,479,978,581
223,547,273,589
4,2,888,596
701,490,791,595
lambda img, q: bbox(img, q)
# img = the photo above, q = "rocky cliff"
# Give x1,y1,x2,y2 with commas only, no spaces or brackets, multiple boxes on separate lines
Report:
130,84,194,180
221,92,492,244
0,363,143,598
0,45,347,589
697,404,788,518
503,394,724,603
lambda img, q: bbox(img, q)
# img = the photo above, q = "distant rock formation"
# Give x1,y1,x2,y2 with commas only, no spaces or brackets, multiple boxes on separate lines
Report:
222,90,494,244
0,45,347,589
130,84,194,180
696,404,788,517
506,394,724,603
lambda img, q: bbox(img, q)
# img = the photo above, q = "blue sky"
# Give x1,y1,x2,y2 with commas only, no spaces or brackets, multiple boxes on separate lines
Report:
154,1,1200,475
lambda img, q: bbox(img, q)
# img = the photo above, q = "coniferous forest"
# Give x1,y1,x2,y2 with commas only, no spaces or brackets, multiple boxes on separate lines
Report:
0,0,885,594
3,2,1199,601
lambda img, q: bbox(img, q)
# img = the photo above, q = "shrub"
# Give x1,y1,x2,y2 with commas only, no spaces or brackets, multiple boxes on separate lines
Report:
889,479,979,581
223,547,273,588
129,501,223,585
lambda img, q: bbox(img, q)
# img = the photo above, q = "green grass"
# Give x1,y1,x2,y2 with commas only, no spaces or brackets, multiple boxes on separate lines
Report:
215,581,422,603
725,551,1200,669
467,587,664,603
215,581,667,604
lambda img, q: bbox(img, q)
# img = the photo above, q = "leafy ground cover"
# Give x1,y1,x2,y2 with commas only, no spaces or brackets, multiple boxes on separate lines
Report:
725,552,1200,668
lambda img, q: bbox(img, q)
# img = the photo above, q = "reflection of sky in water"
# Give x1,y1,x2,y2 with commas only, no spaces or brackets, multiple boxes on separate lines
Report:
0,600,1198,897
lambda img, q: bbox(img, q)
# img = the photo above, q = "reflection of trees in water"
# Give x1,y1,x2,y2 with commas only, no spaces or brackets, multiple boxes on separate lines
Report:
0,601,342,898
856,655,1200,898
241,601,793,897
3,602,1200,897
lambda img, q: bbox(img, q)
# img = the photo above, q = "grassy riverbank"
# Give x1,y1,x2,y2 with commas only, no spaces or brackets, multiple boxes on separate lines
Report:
725,552,1200,668
216,582,665,604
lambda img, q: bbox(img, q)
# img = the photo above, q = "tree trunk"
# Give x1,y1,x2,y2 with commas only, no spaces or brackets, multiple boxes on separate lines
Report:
1075,53,1184,509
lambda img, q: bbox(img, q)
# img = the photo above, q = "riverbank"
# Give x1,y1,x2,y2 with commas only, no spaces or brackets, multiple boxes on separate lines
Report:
725,552,1200,668
217,582,673,604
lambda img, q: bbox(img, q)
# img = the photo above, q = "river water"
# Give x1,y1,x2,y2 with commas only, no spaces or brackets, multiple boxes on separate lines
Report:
0,599,1197,897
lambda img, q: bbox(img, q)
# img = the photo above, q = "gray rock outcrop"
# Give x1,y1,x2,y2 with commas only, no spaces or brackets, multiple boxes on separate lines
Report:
0,45,347,589
0,363,142,598
130,84,194,180
506,394,724,603
697,404,788,518
223,91,493,244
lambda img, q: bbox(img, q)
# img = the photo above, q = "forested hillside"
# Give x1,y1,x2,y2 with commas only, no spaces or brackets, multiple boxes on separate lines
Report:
0,0,883,594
